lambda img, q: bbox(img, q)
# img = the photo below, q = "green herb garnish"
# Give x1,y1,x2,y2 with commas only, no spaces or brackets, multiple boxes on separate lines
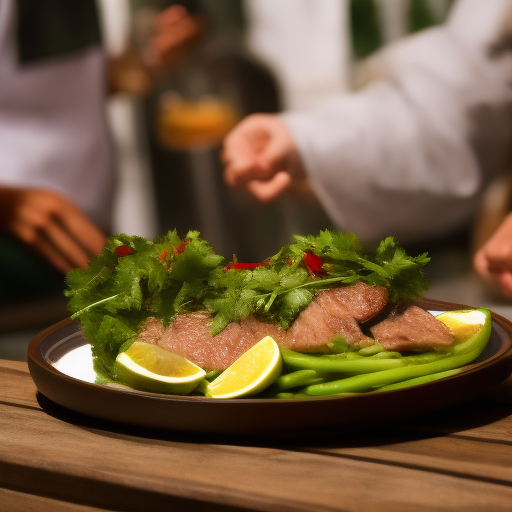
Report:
65,229,430,377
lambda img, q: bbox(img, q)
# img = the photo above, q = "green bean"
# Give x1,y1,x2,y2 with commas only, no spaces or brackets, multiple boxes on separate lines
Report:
281,348,447,374
273,369,326,391
273,392,296,399
303,346,484,395
366,351,402,360
194,379,209,395
346,352,364,360
357,343,386,356
320,352,350,359
321,350,401,360
274,391,317,399
303,309,492,396
205,369,222,381
375,369,461,392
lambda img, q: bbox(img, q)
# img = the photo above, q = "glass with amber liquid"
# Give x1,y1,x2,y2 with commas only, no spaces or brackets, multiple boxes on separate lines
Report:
156,91,239,151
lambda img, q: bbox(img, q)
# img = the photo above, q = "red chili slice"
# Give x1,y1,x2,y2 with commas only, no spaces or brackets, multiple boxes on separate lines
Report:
116,245,133,257
175,238,191,254
159,250,169,261
223,261,268,272
303,250,327,276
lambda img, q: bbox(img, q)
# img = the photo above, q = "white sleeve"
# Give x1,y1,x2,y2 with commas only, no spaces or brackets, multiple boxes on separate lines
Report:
282,0,512,246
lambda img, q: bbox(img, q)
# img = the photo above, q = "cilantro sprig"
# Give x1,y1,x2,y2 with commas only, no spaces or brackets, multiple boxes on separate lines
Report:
204,230,429,333
65,230,224,376
65,229,430,377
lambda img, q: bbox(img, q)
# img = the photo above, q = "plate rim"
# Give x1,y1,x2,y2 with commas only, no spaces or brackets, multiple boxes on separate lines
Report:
27,299,512,435
27,298,512,404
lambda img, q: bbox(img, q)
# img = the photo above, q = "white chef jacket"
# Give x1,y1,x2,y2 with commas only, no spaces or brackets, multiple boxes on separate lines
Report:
0,0,115,233
279,0,512,246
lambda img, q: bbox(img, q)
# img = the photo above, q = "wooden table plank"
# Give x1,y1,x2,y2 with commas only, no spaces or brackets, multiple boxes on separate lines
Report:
0,361,39,409
0,487,116,512
307,434,512,484
2,402,512,512
481,374,512,405
2,360,512,512
0,360,30,372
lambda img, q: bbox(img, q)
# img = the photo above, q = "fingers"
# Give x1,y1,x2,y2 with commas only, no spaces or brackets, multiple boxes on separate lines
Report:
1,188,106,274
497,271,512,298
58,206,107,260
246,172,292,203
149,7,205,68
473,212,512,298
154,4,188,30
222,115,287,188
43,221,93,271
473,246,512,298
31,232,78,275
28,208,105,274
473,249,490,281
224,155,273,188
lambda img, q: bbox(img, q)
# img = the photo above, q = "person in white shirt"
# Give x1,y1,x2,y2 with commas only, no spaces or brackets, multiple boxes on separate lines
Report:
0,0,201,302
223,0,512,248
0,0,113,277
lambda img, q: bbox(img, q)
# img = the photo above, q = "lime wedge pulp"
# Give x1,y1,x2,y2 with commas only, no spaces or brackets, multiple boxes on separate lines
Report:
435,308,492,359
436,309,489,344
115,341,206,395
207,336,282,399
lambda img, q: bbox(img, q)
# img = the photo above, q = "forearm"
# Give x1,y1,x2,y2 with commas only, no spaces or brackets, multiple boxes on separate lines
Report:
283,24,512,244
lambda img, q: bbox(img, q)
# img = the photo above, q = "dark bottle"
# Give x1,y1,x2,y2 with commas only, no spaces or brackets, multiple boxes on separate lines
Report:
138,0,286,260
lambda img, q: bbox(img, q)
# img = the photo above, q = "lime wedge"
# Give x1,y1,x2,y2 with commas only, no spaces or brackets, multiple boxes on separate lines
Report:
207,336,282,399
436,309,488,343
115,341,206,395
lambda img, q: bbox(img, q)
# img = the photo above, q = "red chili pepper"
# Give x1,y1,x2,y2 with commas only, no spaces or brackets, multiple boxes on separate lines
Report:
116,245,133,257
232,262,268,270
175,238,191,254
223,258,269,272
159,250,169,261
303,250,327,277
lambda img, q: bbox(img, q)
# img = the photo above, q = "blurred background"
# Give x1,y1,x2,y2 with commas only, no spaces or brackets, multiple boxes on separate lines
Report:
2,0,512,358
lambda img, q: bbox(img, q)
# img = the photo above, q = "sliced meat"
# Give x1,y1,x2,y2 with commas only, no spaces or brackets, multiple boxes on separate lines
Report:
282,291,371,352
154,312,257,370
137,316,165,344
370,304,454,352
326,282,389,322
136,283,391,369
241,316,287,345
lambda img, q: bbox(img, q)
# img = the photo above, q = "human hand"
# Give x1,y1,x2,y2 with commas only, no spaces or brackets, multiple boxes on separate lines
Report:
473,212,512,298
222,114,311,203
109,5,205,97
145,4,205,70
0,187,107,275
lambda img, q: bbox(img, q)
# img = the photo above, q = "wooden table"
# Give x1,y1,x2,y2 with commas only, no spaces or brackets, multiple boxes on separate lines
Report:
1,359,512,512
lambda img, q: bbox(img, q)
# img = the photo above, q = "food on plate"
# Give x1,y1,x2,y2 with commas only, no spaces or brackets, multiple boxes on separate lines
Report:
281,308,491,396
137,282,390,371
369,304,454,352
65,230,491,398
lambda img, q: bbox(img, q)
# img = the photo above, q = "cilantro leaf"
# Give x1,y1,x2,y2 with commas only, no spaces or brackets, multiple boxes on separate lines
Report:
65,229,430,375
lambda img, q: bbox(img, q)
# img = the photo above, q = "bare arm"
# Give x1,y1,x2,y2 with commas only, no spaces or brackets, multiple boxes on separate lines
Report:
223,1,512,245
0,187,107,274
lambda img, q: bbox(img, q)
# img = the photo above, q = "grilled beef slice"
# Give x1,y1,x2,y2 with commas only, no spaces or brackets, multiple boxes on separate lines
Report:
326,282,389,322
138,283,389,370
154,312,258,371
370,304,454,352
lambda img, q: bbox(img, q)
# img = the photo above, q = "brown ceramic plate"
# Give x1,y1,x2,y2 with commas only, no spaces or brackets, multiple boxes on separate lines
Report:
27,299,512,437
